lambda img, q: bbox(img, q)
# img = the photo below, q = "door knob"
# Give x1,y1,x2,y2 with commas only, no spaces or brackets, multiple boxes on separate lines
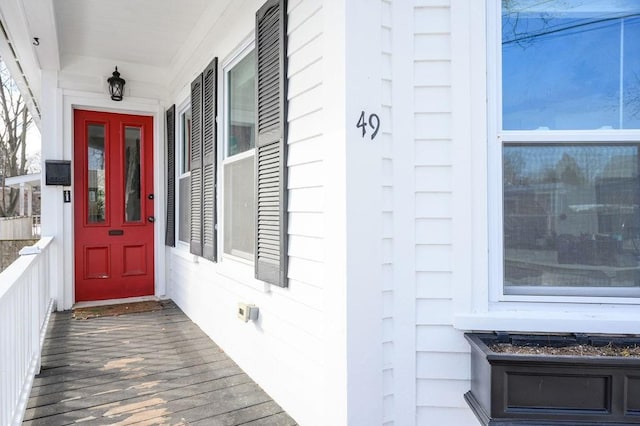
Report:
147,216,155,223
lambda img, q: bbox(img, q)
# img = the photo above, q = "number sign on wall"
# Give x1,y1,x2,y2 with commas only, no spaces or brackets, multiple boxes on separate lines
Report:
356,111,380,140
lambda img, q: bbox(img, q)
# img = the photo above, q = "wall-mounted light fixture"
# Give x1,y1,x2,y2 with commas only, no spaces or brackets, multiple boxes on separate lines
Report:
107,67,125,101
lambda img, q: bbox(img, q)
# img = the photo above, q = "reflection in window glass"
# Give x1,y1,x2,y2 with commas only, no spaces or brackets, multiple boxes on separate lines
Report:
227,50,256,157
224,156,255,259
503,145,640,294
88,124,106,223
502,1,640,130
178,109,192,244
179,177,190,243
182,109,191,174
124,127,141,222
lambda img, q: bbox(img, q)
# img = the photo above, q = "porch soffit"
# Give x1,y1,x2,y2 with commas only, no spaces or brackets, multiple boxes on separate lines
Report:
54,0,212,69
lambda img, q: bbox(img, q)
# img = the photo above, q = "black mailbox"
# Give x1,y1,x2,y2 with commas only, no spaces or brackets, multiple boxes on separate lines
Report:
45,160,71,186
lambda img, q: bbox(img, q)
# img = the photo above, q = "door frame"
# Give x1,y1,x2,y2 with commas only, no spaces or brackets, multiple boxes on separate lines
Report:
58,91,166,310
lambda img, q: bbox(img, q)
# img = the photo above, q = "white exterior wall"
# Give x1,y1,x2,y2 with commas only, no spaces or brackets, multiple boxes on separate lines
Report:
166,1,337,425
33,0,369,424
412,2,476,424
18,0,640,424
31,0,506,424
167,0,403,424
32,0,342,423
381,1,395,422
380,1,478,425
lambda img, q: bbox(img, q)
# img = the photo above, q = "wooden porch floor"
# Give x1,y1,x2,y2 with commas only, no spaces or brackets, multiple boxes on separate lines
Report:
23,301,297,425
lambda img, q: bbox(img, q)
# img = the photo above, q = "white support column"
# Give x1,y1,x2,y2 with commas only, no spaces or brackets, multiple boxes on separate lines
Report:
27,185,32,216
323,0,348,424
40,69,65,310
392,1,417,425
344,0,383,425
19,182,25,216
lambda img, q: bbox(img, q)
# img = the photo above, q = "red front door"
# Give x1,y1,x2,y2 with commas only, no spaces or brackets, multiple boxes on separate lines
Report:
74,109,154,302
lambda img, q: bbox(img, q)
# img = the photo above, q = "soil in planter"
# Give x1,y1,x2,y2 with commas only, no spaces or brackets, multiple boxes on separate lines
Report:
490,343,640,357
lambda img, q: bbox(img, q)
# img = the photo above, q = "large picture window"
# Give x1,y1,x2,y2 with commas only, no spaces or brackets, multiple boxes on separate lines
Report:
223,49,256,261
499,1,640,297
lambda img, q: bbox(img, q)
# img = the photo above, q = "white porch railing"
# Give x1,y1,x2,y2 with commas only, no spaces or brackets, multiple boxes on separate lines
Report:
0,237,54,425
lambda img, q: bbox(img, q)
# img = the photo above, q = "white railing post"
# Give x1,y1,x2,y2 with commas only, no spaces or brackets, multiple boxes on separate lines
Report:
31,260,40,373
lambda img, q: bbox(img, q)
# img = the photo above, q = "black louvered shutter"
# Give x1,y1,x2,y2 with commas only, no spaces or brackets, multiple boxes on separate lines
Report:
202,58,218,261
255,0,288,287
190,74,203,256
165,105,176,247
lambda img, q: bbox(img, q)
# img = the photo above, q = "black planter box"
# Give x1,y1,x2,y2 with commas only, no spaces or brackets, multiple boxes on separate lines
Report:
465,333,640,425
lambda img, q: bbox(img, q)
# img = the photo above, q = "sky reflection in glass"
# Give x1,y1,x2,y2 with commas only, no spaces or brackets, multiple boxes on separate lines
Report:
502,1,640,130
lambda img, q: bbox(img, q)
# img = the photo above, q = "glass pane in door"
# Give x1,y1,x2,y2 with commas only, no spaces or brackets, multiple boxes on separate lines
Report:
87,124,106,223
124,127,142,222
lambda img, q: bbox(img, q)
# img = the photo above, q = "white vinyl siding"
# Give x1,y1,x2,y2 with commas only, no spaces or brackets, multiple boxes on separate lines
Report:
373,1,477,425
286,0,324,311
380,2,394,425
413,1,476,425
166,0,325,425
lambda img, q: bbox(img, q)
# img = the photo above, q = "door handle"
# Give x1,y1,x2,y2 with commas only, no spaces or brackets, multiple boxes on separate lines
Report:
147,216,155,223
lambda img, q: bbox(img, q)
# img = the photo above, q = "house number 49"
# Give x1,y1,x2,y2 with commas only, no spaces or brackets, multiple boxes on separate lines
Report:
356,111,380,140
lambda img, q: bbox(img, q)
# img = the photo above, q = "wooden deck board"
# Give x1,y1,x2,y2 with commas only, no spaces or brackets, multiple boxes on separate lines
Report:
189,401,285,426
24,301,297,425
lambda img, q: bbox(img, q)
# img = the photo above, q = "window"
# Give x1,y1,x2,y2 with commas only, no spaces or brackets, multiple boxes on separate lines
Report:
178,108,191,245
177,0,287,285
498,1,640,298
223,49,256,261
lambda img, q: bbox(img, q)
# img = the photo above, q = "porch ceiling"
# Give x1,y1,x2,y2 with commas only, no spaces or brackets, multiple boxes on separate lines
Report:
0,0,234,124
53,0,211,69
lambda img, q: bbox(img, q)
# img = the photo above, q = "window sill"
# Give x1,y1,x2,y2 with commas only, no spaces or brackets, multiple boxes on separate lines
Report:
169,245,199,262
454,310,640,335
168,247,272,292
218,255,271,293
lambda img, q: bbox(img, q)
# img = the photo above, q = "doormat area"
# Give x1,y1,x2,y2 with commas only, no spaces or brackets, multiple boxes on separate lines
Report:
72,300,164,320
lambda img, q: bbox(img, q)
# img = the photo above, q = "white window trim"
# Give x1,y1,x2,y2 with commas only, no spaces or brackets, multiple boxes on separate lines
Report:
178,106,191,177
451,0,640,334
220,38,256,266
175,98,191,250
